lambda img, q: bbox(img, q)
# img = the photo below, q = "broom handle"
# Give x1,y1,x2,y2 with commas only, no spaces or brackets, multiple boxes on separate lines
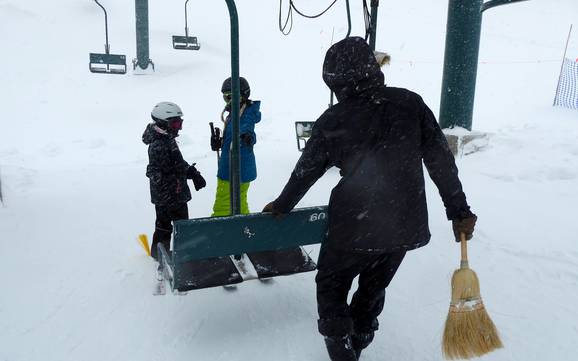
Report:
460,233,469,268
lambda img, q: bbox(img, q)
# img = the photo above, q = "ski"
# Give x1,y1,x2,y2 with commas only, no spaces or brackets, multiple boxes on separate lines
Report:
230,254,259,280
153,264,166,296
258,277,274,284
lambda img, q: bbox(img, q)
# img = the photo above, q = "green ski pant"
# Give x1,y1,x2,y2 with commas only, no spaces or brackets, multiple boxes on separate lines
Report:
211,178,251,217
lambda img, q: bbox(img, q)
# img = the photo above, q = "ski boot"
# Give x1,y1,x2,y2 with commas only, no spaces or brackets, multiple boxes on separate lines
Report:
324,335,357,361
351,331,374,359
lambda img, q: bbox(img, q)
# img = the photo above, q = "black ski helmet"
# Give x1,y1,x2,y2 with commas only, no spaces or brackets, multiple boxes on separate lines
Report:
221,76,250,99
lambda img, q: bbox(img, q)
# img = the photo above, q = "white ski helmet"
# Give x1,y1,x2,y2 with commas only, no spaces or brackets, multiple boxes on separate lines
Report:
151,102,183,122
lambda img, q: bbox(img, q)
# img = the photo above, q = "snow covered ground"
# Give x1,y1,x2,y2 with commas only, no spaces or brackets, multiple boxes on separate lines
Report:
1,0,577,360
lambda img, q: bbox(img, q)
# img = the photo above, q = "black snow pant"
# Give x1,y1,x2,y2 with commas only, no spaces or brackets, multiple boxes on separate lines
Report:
315,245,406,337
151,203,189,260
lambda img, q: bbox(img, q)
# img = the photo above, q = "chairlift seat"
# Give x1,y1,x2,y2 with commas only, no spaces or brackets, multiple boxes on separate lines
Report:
162,254,244,291
295,121,316,151
247,248,317,279
89,53,127,74
157,206,328,292
172,35,200,50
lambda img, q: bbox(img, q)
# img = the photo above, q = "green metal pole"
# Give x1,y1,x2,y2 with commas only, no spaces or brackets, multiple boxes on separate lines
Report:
369,0,379,51
439,0,529,130
224,0,241,215
439,0,483,130
135,0,152,70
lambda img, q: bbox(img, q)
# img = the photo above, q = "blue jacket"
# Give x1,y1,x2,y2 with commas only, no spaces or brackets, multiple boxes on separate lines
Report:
217,101,261,182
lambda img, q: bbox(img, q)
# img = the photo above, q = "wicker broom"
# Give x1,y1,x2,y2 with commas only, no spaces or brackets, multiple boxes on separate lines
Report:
442,233,503,359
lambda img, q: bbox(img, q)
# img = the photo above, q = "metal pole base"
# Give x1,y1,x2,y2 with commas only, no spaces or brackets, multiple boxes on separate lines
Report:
132,58,155,74
443,129,490,157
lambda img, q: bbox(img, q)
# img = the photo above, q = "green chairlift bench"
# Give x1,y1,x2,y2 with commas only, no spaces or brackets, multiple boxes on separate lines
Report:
90,53,127,74
153,0,384,294
89,1,127,74
157,206,328,292
172,0,201,50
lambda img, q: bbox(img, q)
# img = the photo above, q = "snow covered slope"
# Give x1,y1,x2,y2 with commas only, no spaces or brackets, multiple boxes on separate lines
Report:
1,1,577,360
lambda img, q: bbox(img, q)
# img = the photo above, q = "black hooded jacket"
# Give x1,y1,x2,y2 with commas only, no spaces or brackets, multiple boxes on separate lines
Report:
142,123,192,206
271,37,473,253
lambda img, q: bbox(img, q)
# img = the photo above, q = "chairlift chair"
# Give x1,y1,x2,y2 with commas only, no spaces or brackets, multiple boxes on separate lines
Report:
156,207,327,293
295,121,315,151
172,0,200,50
89,0,127,74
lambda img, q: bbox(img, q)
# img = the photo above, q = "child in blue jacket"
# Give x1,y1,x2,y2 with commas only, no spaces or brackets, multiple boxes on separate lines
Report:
210,77,261,216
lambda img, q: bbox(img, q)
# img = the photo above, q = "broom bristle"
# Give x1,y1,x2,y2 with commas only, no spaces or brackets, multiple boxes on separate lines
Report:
450,267,480,303
442,268,503,359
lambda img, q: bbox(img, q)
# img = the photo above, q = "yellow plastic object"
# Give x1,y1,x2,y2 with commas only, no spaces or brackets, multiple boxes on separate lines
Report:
138,234,151,257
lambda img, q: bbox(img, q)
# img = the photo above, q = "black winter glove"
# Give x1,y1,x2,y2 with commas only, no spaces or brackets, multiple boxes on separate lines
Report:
452,214,477,242
187,164,206,191
211,127,222,151
240,133,254,146
262,201,284,218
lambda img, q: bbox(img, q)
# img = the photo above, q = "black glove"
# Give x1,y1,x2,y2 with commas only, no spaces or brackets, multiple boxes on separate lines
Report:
240,133,254,146
452,213,477,241
262,201,284,218
187,164,206,191
211,127,222,151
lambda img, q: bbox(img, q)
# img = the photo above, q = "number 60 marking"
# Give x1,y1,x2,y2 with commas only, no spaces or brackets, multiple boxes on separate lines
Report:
309,212,327,222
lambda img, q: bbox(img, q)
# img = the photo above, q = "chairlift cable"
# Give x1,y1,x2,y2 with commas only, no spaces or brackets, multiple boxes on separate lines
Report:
278,0,293,35
289,0,339,19
89,0,127,74
278,0,339,35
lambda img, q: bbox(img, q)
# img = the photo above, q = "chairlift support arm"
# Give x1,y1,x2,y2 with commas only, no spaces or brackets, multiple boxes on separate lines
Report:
224,0,242,215
184,0,191,37
481,0,529,12
345,0,351,38
368,0,379,50
93,0,110,54
171,0,200,51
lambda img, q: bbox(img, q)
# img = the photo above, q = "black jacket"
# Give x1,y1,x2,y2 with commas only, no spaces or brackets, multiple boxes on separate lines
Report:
271,37,472,253
142,124,192,206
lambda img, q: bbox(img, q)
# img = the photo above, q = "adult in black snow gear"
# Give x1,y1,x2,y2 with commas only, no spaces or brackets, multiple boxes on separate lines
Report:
143,102,206,260
263,37,477,361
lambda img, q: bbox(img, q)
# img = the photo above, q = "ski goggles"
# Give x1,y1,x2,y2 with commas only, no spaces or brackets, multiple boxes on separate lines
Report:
223,92,232,103
167,117,183,130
